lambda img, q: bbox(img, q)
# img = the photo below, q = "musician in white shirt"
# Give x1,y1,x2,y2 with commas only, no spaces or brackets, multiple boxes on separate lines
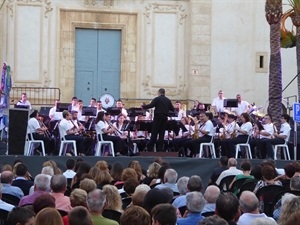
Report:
261,114,291,159
172,101,186,120
16,92,32,109
231,94,252,116
211,90,226,114
184,112,214,157
49,99,63,121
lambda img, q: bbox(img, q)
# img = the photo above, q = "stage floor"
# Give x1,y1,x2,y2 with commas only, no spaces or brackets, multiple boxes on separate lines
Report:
0,155,292,188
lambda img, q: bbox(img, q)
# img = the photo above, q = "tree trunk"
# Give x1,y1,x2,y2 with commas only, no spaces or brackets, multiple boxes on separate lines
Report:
268,22,282,126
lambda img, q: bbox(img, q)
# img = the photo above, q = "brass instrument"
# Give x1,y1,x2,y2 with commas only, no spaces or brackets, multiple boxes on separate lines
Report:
188,115,199,139
38,119,51,138
230,122,237,139
69,119,80,135
220,127,226,140
107,121,122,136
271,122,278,139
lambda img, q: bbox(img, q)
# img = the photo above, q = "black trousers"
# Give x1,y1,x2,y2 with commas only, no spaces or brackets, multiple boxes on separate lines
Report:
184,135,212,156
220,135,248,157
147,114,168,151
32,133,56,154
101,134,127,155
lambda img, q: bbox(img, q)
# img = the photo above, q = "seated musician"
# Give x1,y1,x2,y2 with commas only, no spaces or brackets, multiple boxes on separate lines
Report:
27,110,55,155
95,111,127,155
172,117,192,156
184,111,215,157
59,110,86,155
112,99,128,121
219,114,240,157
70,110,94,155
221,112,252,157
77,99,87,125
250,114,274,159
96,100,106,115
112,114,128,140
172,101,186,120
260,114,291,159
49,99,63,121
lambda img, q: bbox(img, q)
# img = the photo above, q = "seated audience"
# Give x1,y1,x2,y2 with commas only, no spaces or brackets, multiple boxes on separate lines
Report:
199,215,228,225
11,163,34,196
79,178,97,193
177,192,205,225
34,207,64,225
86,189,118,225
32,193,55,214
120,205,151,225
1,171,24,199
7,207,35,225
63,158,76,179
0,183,15,212
215,158,242,186
18,174,50,207
278,197,300,225
172,176,189,208
215,192,240,225
155,169,179,193
131,184,151,207
201,185,220,214
69,206,92,225
151,203,177,225
237,191,275,225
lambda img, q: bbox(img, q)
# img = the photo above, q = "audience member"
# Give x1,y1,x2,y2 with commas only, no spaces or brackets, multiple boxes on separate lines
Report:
177,191,205,225
69,188,87,208
0,183,15,212
201,185,220,214
155,168,179,193
110,162,124,185
208,156,228,185
86,189,118,225
237,191,275,225
7,207,35,225
215,158,242,186
32,193,55,214
11,164,34,196
199,215,228,225
215,192,240,225
120,206,151,225
43,160,62,175
250,217,277,225
131,184,151,207
143,162,161,186
95,160,109,171
18,174,50,207
143,187,173,214
34,207,64,225
102,185,123,213
69,206,92,225
63,158,76,179
187,175,203,192
123,178,139,197
79,178,97,193
151,203,177,225
172,176,189,208
50,174,72,212
273,193,296,221
1,170,24,199
278,196,300,225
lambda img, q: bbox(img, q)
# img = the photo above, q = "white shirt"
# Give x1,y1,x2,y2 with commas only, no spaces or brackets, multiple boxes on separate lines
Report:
237,213,275,225
215,167,243,185
199,120,215,137
238,122,252,136
63,170,76,179
27,117,40,134
212,97,226,113
49,107,63,120
232,101,250,116
225,121,240,139
280,122,291,142
172,109,186,120
0,199,15,212
260,123,274,139
59,118,73,137
95,120,106,135
17,100,32,109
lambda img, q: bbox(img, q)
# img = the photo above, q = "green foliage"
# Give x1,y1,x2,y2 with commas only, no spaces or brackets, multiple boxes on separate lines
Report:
280,29,296,48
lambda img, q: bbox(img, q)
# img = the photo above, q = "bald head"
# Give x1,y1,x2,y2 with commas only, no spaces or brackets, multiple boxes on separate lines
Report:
204,185,220,203
239,191,259,213
228,158,237,167
0,171,14,184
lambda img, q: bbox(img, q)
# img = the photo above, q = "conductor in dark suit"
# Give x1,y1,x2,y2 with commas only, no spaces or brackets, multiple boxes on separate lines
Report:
142,88,174,152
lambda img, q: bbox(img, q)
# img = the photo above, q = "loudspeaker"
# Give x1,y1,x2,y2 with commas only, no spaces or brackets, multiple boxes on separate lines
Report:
8,108,29,155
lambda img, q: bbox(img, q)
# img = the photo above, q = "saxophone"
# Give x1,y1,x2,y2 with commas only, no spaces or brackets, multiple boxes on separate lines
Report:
188,115,199,139
230,122,237,139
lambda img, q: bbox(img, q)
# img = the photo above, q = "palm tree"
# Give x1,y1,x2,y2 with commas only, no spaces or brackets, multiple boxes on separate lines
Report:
281,0,300,100
265,0,283,125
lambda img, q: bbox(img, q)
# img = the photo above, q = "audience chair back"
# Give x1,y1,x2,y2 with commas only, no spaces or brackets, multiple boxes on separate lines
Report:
218,175,235,192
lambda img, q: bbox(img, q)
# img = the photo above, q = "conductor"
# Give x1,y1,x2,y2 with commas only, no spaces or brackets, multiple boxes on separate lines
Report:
142,88,174,152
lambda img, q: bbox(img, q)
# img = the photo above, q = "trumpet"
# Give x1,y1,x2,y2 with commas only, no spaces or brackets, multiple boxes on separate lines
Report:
107,121,123,136
38,119,52,138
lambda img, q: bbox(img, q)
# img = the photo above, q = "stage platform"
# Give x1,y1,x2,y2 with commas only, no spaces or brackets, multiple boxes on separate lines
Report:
0,154,292,188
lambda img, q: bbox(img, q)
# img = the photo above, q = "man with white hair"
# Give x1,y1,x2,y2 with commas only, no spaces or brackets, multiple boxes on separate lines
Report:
155,168,179,193
215,158,242,185
237,191,275,225
87,189,118,225
177,192,205,225
18,174,50,207
201,185,220,214
172,176,189,208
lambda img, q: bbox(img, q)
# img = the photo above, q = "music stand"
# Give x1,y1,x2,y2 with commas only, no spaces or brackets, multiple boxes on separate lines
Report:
14,104,29,109
56,103,69,112
127,107,146,118
136,120,152,133
224,99,238,108
106,107,121,116
82,106,96,116
168,110,177,118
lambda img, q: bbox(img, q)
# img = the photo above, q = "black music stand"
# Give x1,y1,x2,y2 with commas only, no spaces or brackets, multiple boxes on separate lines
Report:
224,99,238,108
106,107,121,115
82,106,96,116
14,104,29,109
56,103,69,112
127,107,146,118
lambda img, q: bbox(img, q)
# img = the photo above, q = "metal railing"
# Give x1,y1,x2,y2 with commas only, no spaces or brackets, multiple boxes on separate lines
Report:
10,87,61,106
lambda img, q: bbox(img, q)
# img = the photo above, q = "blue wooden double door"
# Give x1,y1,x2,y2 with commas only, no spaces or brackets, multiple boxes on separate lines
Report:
75,28,121,104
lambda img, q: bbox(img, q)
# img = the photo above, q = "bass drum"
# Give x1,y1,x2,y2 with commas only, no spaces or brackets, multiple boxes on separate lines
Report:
100,93,115,109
